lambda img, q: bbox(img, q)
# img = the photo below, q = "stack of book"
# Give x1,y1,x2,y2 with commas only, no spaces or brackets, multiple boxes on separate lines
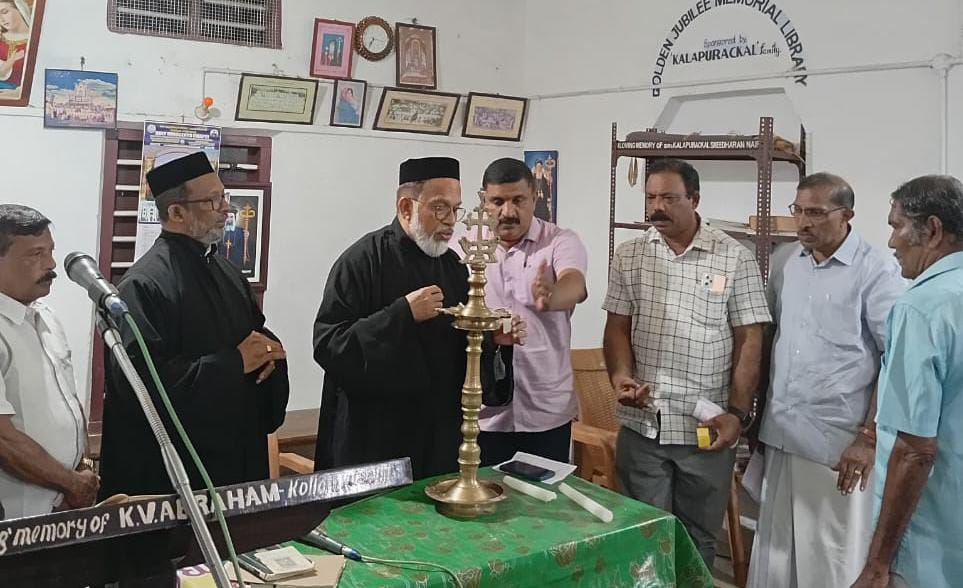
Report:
177,544,345,587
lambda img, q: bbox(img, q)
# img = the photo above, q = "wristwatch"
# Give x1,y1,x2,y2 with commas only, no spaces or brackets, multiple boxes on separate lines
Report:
727,405,754,431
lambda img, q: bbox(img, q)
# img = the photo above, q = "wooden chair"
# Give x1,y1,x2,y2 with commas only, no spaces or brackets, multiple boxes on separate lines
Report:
726,470,749,587
267,432,314,479
570,348,620,490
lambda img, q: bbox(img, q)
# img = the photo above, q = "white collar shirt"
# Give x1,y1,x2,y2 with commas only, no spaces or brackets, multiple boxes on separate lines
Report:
0,293,86,519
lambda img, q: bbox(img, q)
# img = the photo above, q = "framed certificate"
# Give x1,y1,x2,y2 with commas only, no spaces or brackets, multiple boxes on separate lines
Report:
235,74,320,125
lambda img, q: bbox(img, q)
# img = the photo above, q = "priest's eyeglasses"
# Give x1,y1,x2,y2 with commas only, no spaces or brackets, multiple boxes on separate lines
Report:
415,199,467,222
177,192,231,211
788,203,846,219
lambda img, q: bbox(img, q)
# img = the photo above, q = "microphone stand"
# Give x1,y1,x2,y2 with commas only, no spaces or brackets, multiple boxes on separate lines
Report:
96,313,233,588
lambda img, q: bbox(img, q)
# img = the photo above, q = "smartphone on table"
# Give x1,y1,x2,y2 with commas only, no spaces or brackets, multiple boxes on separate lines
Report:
501,460,553,482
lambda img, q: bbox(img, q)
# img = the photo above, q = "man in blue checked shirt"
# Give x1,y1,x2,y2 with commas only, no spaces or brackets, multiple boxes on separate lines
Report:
853,175,963,588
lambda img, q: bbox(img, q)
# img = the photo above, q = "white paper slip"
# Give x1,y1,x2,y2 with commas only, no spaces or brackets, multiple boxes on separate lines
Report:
493,452,577,485
692,398,725,423
501,317,512,334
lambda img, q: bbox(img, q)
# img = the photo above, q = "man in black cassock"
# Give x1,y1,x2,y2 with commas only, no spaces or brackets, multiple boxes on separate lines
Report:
99,152,289,498
313,157,523,480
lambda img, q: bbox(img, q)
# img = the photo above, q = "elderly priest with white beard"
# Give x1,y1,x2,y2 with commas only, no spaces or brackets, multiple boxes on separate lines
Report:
313,157,524,480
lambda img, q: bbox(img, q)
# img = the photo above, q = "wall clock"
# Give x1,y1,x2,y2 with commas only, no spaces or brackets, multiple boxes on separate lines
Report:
355,16,394,61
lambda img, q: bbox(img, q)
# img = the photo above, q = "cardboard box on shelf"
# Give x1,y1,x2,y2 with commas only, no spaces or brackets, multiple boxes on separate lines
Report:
749,215,797,233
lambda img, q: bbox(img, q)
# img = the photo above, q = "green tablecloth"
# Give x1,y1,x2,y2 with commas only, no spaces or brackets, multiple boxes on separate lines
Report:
307,470,712,588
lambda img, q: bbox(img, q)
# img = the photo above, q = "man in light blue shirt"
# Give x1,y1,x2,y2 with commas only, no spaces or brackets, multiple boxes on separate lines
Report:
749,173,906,588
853,175,963,588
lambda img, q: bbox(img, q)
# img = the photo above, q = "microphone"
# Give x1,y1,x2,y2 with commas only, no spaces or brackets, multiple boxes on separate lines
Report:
64,252,128,318
302,529,361,561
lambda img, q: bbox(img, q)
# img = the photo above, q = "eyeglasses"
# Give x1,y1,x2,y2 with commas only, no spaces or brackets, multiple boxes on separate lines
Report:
175,192,231,211
414,199,467,222
788,203,847,219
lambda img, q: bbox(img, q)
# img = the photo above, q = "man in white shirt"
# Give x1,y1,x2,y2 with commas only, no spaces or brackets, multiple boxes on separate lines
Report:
748,173,906,587
0,205,97,519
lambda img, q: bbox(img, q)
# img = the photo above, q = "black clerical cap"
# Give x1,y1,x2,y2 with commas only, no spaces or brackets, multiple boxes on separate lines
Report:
146,151,216,195
398,157,460,185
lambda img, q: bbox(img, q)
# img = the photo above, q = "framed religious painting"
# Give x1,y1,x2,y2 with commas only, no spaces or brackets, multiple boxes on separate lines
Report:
310,18,355,79
395,22,436,89
329,78,367,128
524,150,558,222
0,0,46,107
373,87,459,136
463,92,528,141
217,185,271,287
235,73,320,125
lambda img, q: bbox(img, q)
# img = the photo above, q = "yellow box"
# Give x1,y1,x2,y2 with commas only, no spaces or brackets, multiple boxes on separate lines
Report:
696,426,711,449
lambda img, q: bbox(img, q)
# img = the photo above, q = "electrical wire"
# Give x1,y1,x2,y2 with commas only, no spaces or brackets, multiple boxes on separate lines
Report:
123,313,245,587
360,554,464,588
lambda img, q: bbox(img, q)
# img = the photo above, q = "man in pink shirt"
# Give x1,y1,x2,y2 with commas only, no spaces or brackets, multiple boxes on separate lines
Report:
477,158,588,465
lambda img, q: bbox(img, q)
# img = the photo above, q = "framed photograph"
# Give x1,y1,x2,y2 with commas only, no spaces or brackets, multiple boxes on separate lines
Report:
218,185,272,286
395,23,436,89
310,18,355,79
463,92,528,141
329,79,367,128
373,87,460,136
235,73,320,125
524,150,558,222
44,69,117,129
0,0,46,107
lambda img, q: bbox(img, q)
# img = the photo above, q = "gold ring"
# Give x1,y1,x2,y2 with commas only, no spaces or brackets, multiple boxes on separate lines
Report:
266,345,272,353
854,470,862,475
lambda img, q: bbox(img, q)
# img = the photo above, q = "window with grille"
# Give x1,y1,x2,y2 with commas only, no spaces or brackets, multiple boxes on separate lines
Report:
108,0,282,49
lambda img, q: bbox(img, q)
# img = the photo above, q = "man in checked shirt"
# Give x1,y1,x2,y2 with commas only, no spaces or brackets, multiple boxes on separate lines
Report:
603,158,771,566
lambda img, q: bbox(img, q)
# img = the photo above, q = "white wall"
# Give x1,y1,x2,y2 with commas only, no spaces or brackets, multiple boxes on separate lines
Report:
0,1,524,411
5,0,963,413
523,0,963,350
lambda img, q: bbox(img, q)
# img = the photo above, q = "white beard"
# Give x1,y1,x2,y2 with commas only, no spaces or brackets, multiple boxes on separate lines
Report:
410,212,450,258
190,217,224,247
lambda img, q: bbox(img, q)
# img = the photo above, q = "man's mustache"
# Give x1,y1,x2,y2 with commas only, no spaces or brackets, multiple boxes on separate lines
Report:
649,212,671,222
38,271,56,284
499,217,520,226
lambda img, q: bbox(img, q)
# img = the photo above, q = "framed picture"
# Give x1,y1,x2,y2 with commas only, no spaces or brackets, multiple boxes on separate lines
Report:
0,0,46,107
235,73,320,125
463,92,528,141
44,69,117,129
329,79,367,128
218,185,272,286
373,87,460,136
524,150,558,222
310,19,355,79
395,23,436,89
